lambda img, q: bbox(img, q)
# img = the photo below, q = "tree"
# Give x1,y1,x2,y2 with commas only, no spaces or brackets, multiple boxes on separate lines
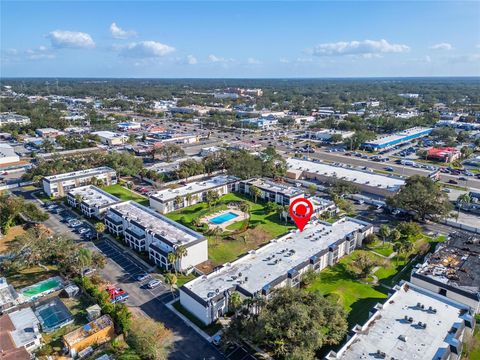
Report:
229,291,243,314
205,190,220,207
157,143,185,162
174,245,188,272
95,222,106,241
78,248,93,278
174,195,183,209
167,252,176,274
250,186,261,203
395,222,422,238
0,194,27,234
307,183,317,196
389,229,401,243
185,193,193,206
387,175,453,221
456,193,471,221
126,316,173,360
164,273,177,298
330,133,343,143
348,252,380,279
239,201,251,220
227,287,348,360
74,194,83,207
378,224,391,245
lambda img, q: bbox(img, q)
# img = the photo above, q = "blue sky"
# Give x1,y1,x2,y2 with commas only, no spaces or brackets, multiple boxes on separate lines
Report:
1,1,479,78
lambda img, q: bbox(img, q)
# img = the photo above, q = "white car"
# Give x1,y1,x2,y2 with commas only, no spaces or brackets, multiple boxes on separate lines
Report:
146,279,161,289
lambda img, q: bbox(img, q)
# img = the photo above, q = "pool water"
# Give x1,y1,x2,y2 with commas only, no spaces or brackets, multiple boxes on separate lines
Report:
210,212,239,225
22,277,62,298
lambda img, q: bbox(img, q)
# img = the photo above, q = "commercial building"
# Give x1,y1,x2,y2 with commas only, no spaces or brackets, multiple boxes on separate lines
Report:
180,217,373,325
0,307,42,355
91,131,128,146
42,167,117,197
35,128,63,138
0,113,30,127
286,158,404,197
67,185,121,219
361,127,432,151
326,281,476,360
304,129,355,142
240,117,278,130
116,121,141,132
63,315,115,358
427,147,461,162
237,178,304,206
411,231,480,313
149,175,239,214
0,143,20,166
104,201,207,271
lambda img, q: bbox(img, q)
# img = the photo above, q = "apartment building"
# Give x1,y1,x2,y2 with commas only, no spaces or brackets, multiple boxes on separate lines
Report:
67,185,121,219
237,178,304,206
326,281,476,360
104,201,207,271
42,167,117,197
0,113,30,127
180,217,373,325
149,175,239,214
411,231,480,313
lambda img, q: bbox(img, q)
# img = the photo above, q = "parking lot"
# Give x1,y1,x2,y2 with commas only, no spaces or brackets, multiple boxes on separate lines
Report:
222,343,258,360
94,238,168,297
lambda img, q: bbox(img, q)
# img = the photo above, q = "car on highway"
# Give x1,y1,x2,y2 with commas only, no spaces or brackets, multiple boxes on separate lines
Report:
448,179,458,184
146,279,161,289
458,177,467,181
385,167,394,172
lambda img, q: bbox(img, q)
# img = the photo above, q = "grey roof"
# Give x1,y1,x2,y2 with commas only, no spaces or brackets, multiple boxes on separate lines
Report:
8,307,40,348
68,185,120,208
43,166,116,182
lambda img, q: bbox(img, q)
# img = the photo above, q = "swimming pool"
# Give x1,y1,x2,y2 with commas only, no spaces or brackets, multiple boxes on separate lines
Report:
21,277,63,299
210,212,239,225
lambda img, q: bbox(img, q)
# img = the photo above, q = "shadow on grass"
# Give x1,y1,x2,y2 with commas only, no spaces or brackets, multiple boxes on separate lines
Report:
347,291,389,327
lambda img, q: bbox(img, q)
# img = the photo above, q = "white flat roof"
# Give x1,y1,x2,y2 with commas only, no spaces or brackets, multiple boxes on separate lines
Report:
183,218,369,301
336,282,471,360
92,131,127,140
287,158,404,191
365,127,432,146
150,175,238,203
68,185,120,208
43,167,116,182
244,178,304,198
107,201,203,246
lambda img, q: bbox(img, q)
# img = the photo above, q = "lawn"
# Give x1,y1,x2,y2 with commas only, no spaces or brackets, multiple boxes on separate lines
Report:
307,254,389,326
167,193,294,268
102,184,149,206
367,240,394,257
6,265,59,288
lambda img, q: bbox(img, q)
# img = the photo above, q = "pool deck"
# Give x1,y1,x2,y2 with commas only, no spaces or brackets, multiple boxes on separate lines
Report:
201,208,249,231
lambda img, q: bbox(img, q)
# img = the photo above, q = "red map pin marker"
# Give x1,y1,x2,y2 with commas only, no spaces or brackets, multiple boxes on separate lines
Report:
289,198,314,232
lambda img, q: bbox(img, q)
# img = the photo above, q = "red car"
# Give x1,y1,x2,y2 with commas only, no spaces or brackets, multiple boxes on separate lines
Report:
106,286,126,299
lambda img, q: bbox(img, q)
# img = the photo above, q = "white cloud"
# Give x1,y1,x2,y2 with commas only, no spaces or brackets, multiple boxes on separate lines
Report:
47,30,95,48
26,46,55,60
110,22,136,39
309,39,410,57
279,58,290,63
247,57,261,64
425,55,432,63
430,42,453,51
120,41,175,58
208,54,234,63
186,54,197,65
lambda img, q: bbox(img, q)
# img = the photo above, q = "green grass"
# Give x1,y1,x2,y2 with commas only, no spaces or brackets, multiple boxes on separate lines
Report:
167,193,294,266
102,184,149,206
367,241,394,257
6,265,59,288
172,301,222,336
176,273,197,287
307,253,389,327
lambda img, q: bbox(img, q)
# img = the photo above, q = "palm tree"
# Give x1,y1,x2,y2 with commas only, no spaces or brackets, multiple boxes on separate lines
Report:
185,193,193,207
164,273,178,298
206,190,220,207
229,291,243,315
95,222,106,241
239,201,250,220
74,194,83,208
378,224,391,245
78,248,93,278
167,252,177,274
456,193,471,222
174,195,183,209
250,186,261,203
174,245,188,272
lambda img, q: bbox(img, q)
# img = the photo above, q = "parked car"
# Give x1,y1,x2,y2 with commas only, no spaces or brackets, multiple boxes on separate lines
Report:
134,273,150,281
146,279,161,289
